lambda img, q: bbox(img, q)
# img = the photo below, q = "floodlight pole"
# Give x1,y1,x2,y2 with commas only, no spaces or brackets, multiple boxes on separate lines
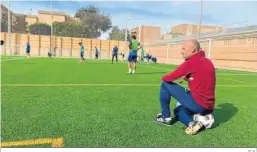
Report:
50,0,53,54
8,0,11,55
198,0,203,40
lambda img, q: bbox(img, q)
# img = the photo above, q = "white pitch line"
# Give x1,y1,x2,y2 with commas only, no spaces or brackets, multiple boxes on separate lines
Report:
218,77,253,84
2,83,257,87
1,57,26,62
217,74,257,76
138,64,257,76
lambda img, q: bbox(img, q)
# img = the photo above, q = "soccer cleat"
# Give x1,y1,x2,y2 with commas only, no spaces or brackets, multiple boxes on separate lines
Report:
153,113,173,126
185,121,204,135
132,70,135,74
127,69,132,74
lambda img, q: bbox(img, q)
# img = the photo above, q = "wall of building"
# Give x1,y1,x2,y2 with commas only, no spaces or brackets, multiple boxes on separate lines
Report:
1,4,9,24
141,26,161,45
144,36,257,72
171,24,224,36
1,4,15,32
171,24,188,35
26,16,38,25
161,34,173,40
130,26,160,46
1,32,129,59
38,13,66,25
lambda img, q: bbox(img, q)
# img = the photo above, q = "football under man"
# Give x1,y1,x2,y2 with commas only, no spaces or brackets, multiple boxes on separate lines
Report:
127,35,143,74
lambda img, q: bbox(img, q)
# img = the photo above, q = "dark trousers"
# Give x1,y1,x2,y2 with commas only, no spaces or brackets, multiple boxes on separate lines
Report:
160,81,211,126
112,54,118,63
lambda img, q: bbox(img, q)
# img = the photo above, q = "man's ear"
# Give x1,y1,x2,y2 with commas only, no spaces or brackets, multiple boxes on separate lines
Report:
192,48,197,53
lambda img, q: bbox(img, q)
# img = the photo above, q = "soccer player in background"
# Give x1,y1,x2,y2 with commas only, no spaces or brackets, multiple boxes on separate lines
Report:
48,52,53,58
79,42,85,63
95,47,99,59
120,53,125,62
26,42,31,59
145,53,151,64
152,56,157,64
153,39,216,135
112,46,118,64
127,35,143,74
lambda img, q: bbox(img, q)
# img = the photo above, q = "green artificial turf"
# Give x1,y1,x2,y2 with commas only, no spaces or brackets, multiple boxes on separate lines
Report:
1,57,257,147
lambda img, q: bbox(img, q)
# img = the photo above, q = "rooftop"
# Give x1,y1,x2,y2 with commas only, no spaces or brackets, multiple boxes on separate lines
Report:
152,25,257,45
172,24,223,28
26,15,38,18
38,10,66,16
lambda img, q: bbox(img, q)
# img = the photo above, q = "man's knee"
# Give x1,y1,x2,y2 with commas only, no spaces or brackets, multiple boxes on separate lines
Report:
161,81,176,89
174,106,192,118
174,105,182,118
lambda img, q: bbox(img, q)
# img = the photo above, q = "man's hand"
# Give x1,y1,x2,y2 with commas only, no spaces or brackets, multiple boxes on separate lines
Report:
137,46,143,51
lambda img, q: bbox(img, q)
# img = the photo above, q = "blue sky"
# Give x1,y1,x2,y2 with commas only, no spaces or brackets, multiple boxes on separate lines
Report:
2,1,257,39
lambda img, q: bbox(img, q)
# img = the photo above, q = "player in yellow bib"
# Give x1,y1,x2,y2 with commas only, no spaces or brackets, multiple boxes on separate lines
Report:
127,35,143,74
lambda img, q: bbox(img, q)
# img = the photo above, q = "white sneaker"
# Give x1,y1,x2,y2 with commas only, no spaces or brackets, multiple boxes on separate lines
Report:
153,113,173,126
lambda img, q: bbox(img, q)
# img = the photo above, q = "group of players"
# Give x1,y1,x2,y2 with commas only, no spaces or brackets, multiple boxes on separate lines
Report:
76,35,158,73
20,35,156,72
78,42,126,64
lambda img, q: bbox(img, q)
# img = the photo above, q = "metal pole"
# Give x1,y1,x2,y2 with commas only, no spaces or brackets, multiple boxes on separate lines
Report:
166,44,169,64
50,0,53,54
125,20,127,42
208,39,212,59
198,0,203,40
8,0,11,55
138,25,141,42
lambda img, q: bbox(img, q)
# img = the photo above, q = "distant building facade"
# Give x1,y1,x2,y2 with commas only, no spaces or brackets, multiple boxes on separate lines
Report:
171,24,224,36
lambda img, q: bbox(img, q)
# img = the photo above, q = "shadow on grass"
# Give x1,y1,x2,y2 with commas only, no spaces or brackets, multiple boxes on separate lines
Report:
213,103,239,128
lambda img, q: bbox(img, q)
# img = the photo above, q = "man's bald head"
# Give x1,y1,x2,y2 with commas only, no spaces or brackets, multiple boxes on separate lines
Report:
181,39,201,59
184,39,200,52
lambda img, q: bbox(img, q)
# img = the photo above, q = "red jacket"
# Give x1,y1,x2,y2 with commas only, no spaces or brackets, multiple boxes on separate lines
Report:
162,50,216,110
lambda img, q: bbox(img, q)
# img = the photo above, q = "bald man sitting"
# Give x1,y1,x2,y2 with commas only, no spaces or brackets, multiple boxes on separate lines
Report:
153,39,216,135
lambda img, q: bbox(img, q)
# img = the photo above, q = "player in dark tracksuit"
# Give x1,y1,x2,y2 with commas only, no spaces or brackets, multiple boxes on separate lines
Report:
152,57,157,64
112,46,118,64
26,42,31,59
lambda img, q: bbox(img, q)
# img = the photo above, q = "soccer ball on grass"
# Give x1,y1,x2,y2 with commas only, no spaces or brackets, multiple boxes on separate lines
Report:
193,114,215,129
